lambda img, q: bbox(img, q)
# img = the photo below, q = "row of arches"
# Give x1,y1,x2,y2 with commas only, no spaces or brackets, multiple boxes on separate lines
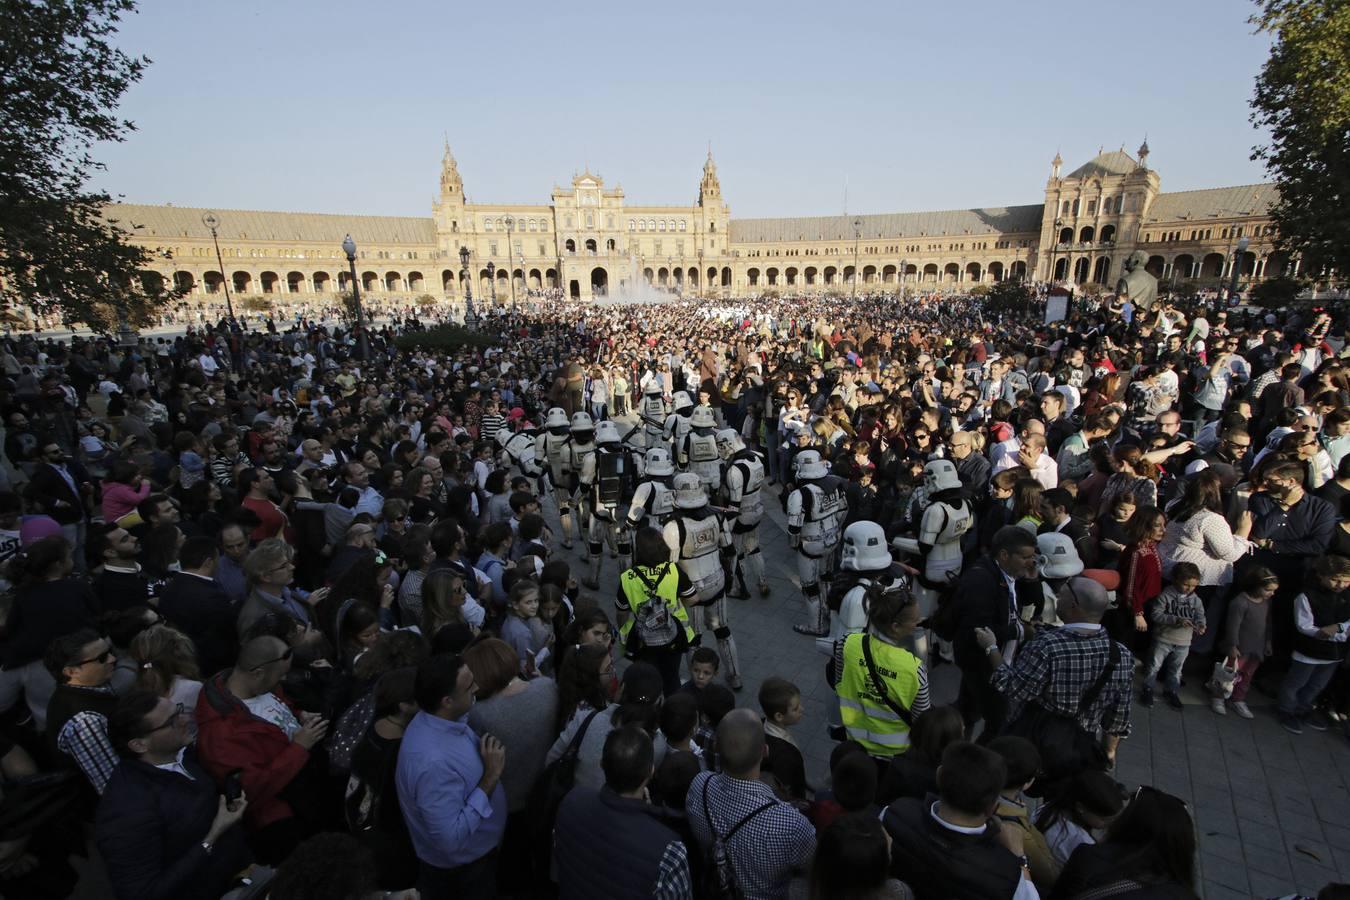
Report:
1056,224,1117,245
744,261,1028,288
1049,250,1290,285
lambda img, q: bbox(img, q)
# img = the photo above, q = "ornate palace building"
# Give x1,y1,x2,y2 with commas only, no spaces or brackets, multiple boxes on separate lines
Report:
104,141,1291,305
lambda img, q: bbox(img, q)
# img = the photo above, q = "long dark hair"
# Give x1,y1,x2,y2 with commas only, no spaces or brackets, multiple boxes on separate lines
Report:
807,813,892,900
554,642,610,733
1098,786,1198,892
1169,470,1224,523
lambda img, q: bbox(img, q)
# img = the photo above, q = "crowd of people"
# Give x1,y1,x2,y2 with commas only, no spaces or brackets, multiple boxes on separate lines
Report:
0,285,1345,900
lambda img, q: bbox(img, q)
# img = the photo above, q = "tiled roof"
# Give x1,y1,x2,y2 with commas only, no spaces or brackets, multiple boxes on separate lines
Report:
729,205,1044,244
1065,150,1138,180
101,203,436,245
1147,184,1278,223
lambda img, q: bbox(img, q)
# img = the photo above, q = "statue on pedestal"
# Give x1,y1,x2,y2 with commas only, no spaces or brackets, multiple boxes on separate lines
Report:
1115,250,1158,311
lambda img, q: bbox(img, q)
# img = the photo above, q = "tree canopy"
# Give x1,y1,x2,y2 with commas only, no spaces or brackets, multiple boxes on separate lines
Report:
1249,0,1350,281
0,0,180,332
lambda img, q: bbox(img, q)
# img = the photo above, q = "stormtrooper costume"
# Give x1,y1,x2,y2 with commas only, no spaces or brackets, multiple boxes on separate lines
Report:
579,420,638,589
897,459,974,666
565,411,597,551
662,391,694,454
496,424,541,478
627,448,677,532
679,405,722,497
717,429,769,598
815,520,910,730
663,473,741,690
534,407,578,547
786,450,849,636
640,382,668,451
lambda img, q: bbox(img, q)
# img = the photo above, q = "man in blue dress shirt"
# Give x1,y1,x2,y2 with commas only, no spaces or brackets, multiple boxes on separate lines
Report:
396,654,507,900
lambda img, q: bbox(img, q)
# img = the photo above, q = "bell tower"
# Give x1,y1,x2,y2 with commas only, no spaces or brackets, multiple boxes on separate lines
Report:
698,149,721,207
434,138,467,238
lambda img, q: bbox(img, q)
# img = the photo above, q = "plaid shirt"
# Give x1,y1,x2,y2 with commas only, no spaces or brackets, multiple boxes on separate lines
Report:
654,840,693,900
991,624,1134,737
57,709,118,793
687,772,815,900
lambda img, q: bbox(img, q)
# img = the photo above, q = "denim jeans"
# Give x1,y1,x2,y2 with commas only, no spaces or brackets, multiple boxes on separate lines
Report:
1144,640,1190,693
1278,660,1339,717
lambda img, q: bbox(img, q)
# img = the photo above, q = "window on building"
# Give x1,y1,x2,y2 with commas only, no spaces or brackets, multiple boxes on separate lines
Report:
489,242,497,255
679,221,686,231
629,220,635,231
485,219,493,231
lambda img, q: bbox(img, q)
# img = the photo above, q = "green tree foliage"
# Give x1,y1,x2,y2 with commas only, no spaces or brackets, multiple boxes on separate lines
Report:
982,280,1039,318
1249,0,1350,278
0,0,181,333
393,325,498,353
1249,274,1308,307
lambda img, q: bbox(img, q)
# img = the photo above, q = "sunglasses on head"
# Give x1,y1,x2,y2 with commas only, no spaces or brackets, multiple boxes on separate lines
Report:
252,646,294,670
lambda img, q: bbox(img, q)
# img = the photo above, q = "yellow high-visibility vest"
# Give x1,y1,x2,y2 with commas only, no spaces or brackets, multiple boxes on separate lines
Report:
836,632,922,757
618,563,694,646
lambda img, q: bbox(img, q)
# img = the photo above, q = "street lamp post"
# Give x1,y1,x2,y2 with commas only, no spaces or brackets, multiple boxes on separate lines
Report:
341,235,369,362
1228,236,1250,300
898,258,907,297
201,212,237,325
852,217,862,298
486,261,497,308
503,215,518,313
459,245,476,328
1048,218,1064,284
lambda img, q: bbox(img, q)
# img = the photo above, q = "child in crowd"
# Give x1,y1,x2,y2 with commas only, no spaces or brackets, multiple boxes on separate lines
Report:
990,736,1058,895
1035,769,1125,868
1118,505,1166,656
679,646,719,699
695,683,736,769
1141,561,1205,709
807,741,877,833
500,579,543,675
1092,490,1137,571
1279,555,1350,735
1215,566,1277,718
658,691,704,767
759,676,807,801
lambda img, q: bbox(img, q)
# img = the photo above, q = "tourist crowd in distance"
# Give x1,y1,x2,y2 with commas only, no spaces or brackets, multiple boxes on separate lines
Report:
0,285,1346,900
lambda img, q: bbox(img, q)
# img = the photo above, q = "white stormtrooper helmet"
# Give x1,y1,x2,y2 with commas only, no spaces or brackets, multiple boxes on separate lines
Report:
690,405,716,429
924,459,962,494
644,447,675,477
594,421,621,445
672,473,707,509
840,520,892,573
671,391,694,412
1037,532,1084,580
544,407,569,431
794,449,829,480
715,428,744,459
570,411,595,435
644,381,663,395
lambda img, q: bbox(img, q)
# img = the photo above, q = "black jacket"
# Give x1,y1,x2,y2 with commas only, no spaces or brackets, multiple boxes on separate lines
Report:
30,461,89,524
2,577,96,668
158,572,239,675
95,749,252,900
555,786,685,900
951,556,1022,670
882,795,1024,900
1049,841,1196,900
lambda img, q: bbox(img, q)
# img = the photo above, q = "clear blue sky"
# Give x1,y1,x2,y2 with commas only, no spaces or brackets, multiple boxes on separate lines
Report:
95,0,1275,220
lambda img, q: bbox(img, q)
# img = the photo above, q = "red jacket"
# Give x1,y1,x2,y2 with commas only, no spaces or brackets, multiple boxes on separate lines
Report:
1119,542,1162,616
195,672,310,830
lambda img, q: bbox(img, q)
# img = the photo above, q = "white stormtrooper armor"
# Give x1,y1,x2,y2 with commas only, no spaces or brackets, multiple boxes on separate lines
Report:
663,391,694,452
641,385,668,450
627,447,677,529
566,411,597,549
909,459,974,667
680,405,722,495
534,407,577,547
786,450,849,636
579,420,636,588
663,472,740,689
496,426,541,478
717,429,768,598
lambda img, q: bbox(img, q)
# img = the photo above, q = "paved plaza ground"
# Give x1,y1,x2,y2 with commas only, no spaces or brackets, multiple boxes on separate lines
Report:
566,416,1350,900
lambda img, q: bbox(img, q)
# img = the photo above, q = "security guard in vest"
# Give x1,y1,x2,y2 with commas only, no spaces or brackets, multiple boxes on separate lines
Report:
616,527,697,696
831,577,931,760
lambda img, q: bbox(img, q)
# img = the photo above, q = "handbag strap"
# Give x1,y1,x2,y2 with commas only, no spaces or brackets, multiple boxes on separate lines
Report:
1077,635,1121,714
861,635,913,728
562,708,603,762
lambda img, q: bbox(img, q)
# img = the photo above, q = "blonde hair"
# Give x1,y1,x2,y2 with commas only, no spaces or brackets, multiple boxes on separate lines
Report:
130,625,200,696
